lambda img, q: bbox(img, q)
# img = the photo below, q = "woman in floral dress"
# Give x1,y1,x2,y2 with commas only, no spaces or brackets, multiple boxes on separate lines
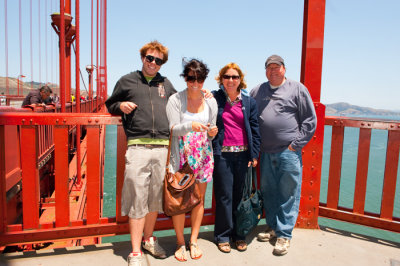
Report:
166,59,218,261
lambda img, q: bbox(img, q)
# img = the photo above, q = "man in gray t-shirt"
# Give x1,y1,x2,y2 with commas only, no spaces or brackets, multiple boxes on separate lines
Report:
250,55,316,256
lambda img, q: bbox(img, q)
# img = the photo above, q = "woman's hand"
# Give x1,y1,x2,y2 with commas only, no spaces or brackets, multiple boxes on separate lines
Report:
248,158,258,167
192,121,209,132
207,126,218,137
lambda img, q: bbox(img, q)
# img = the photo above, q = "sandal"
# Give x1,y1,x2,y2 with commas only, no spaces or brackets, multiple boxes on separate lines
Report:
217,242,231,253
174,245,188,262
189,242,202,260
235,240,247,251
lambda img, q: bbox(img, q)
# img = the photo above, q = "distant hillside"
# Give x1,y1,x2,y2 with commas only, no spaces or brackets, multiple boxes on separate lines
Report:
326,102,400,116
0,76,59,95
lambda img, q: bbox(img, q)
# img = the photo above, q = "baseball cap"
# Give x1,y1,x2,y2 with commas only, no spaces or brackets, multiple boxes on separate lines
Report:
265,55,285,68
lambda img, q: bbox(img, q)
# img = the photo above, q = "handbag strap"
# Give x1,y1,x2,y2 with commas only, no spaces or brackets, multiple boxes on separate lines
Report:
165,126,174,168
242,167,259,199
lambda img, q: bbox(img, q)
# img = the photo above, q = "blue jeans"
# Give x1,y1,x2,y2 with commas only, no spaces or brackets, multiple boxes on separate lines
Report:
213,152,249,243
260,149,302,239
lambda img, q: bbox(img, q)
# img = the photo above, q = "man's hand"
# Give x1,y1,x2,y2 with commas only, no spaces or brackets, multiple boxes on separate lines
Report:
120,101,137,114
288,144,296,151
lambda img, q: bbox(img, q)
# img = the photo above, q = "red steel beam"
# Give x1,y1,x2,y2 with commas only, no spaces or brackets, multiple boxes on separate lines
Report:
326,124,344,209
380,130,400,220
326,116,400,130
319,205,400,233
297,103,325,228
300,0,325,102
0,113,121,126
20,126,40,229
0,126,6,233
116,125,126,223
353,128,371,214
297,0,326,228
86,126,100,224
0,209,217,246
54,126,70,227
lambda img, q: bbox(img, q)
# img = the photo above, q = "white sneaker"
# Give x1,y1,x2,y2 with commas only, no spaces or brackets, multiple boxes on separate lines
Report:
273,237,290,255
127,253,143,266
142,236,167,259
257,226,276,242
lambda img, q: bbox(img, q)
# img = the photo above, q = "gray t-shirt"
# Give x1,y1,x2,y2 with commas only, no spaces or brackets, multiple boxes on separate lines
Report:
250,78,317,153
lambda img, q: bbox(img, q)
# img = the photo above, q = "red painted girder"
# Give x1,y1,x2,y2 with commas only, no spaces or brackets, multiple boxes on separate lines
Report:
20,126,40,229
380,130,400,220
326,125,344,209
297,103,325,229
86,126,101,224
319,205,400,233
54,126,70,227
0,113,121,125
326,116,400,130
1,209,216,246
0,126,6,233
300,0,325,102
353,128,371,214
116,125,126,223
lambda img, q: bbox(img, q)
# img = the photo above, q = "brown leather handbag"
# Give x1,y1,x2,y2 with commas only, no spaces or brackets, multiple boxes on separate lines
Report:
163,127,201,216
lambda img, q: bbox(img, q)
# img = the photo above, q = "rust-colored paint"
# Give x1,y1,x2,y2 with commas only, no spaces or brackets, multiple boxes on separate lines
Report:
0,126,6,233
20,126,40,229
55,126,70,227
116,125,126,223
380,130,400,219
86,126,100,224
326,125,344,209
353,128,371,214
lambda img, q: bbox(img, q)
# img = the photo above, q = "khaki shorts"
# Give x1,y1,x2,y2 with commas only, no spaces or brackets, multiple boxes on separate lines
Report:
121,145,168,219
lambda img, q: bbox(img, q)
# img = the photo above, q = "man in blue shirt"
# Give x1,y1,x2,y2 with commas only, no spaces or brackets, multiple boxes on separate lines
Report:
250,55,317,255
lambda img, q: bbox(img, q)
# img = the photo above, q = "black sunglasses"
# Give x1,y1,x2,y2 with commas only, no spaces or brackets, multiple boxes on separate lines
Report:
222,75,240,80
186,75,205,83
145,55,163,66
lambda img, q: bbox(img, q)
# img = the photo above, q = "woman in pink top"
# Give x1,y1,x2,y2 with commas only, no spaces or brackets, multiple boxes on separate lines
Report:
212,63,260,253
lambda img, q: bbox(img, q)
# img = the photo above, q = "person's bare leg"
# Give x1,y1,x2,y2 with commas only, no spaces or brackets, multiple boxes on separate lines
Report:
129,217,145,252
172,213,186,246
190,182,207,244
143,211,158,240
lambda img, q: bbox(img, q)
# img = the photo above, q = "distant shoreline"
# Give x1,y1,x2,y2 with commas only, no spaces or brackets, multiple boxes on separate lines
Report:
325,102,400,117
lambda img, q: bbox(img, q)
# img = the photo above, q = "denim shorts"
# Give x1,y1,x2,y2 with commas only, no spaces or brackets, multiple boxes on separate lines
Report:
121,145,168,219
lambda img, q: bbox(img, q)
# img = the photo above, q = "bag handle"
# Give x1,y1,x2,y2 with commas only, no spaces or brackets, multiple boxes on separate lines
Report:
242,167,257,199
165,125,174,168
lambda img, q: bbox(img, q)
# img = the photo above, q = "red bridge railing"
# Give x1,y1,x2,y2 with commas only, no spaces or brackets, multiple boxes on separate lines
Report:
0,113,399,247
319,116,400,232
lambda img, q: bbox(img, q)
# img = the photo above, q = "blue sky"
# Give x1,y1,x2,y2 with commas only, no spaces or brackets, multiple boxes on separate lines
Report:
1,0,400,110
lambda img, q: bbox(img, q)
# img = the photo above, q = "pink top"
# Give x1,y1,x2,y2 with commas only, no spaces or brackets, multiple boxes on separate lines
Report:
222,101,248,147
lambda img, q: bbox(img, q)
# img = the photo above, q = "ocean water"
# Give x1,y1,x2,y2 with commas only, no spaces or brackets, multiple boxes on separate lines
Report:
102,115,400,243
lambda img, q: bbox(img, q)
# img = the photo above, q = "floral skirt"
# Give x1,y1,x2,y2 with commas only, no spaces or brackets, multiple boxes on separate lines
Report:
179,131,213,183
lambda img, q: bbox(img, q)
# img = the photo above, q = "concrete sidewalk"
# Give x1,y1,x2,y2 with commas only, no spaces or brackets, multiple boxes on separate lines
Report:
1,226,400,266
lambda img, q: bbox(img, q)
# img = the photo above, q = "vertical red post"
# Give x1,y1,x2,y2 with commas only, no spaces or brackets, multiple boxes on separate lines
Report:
54,126,70,227
75,0,82,185
86,126,100,224
380,130,400,219
60,0,66,112
20,126,40,229
116,125,127,223
0,126,7,233
297,0,326,228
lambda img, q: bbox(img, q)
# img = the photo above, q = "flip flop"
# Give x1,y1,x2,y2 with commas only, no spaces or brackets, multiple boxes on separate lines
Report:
235,240,247,251
217,242,231,253
189,242,202,260
174,245,187,262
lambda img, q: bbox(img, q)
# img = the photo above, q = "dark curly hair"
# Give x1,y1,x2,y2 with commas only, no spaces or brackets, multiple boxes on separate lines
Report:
180,58,209,80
